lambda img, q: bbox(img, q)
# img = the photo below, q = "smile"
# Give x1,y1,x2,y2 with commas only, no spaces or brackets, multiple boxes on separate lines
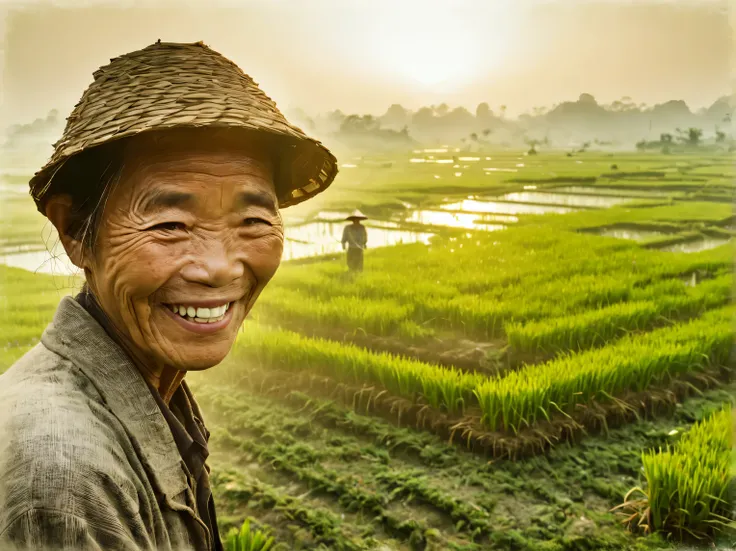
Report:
164,302,231,324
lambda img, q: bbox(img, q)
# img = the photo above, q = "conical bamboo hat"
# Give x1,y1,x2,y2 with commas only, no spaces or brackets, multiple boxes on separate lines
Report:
346,209,368,220
28,40,338,212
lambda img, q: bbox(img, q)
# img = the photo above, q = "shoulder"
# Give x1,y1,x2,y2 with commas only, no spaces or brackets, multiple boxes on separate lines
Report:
0,345,140,533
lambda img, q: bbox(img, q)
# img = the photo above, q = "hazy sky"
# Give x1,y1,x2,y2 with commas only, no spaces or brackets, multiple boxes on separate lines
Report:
0,0,732,126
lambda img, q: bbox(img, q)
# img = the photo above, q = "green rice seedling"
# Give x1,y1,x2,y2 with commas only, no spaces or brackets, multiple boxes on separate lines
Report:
505,300,661,354
474,307,733,432
231,306,732,433
231,325,483,416
505,273,732,355
615,406,733,540
261,220,732,343
224,518,275,551
252,287,419,338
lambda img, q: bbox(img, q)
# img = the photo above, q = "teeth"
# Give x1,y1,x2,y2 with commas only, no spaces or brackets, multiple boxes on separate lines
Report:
167,302,231,323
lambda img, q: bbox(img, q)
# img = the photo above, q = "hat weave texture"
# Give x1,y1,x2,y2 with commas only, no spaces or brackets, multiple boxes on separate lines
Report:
29,41,338,210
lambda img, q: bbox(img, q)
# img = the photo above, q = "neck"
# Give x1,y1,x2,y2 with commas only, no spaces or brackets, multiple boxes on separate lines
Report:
144,365,187,403
78,289,185,404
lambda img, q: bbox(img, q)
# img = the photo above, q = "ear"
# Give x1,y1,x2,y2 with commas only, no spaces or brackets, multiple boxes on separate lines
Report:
44,195,88,270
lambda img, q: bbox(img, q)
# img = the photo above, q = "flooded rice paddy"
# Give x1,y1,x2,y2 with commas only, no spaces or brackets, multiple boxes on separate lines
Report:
659,236,732,254
552,186,681,198
596,228,669,241
400,210,507,230
283,222,434,260
0,240,78,276
499,191,634,208
2,155,727,277
440,198,578,215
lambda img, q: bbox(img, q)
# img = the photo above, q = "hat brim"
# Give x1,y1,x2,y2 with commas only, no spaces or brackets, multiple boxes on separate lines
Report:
29,124,338,213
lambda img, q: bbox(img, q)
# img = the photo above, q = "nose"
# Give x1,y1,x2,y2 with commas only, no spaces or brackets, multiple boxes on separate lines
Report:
180,239,244,287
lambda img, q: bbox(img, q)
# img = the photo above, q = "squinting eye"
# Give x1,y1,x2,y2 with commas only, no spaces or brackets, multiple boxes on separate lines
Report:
149,222,187,232
243,218,272,227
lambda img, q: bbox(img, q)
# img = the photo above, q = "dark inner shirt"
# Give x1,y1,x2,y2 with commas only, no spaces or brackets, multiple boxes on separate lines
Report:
76,291,222,550
148,382,222,551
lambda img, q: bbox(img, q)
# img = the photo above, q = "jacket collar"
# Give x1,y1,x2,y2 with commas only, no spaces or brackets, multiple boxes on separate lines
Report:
41,296,189,500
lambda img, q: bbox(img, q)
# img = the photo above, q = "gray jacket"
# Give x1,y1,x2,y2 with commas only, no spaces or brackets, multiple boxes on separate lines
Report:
0,297,214,551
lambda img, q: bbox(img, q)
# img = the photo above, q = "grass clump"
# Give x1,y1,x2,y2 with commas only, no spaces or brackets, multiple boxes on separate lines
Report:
615,405,734,541
223,518,275,551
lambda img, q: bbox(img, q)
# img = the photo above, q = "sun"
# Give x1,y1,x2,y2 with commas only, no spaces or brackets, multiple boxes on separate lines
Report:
401,42,473,87
377,14,480,89
338,0,519,95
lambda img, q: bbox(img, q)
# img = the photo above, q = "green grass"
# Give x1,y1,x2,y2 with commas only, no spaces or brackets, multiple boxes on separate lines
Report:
0,195,54,249
0,265,81,372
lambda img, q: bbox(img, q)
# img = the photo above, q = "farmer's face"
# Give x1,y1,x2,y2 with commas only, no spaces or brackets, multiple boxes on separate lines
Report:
83,142,284,371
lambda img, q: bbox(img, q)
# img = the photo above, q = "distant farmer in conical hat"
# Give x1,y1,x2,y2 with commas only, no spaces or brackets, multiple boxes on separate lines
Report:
341,209,368,272
0,41,337,551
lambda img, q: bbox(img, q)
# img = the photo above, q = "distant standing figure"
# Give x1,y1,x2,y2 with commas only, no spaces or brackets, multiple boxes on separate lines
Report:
342,209,368,272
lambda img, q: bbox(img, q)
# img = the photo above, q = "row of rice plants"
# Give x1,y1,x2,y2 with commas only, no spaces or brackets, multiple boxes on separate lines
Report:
213,470,364,551
215,430,441,548
258,253,730,342
231,324,481,415
616,406,733,540
250,288,433,340
232,306,732,430
505,274,732,354
263,225,732,341
474,306,732,432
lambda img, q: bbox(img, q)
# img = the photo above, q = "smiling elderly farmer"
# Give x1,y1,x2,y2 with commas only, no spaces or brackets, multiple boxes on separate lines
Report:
0,42,337,550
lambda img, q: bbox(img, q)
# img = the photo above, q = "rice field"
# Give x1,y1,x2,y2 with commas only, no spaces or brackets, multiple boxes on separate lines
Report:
1,150,734,549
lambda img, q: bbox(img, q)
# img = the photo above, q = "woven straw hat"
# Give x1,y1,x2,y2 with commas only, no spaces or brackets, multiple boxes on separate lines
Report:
346,209,367,221
29,40,338,211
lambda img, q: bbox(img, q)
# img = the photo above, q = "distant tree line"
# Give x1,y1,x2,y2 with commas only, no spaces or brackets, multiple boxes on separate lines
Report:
286,93,734,150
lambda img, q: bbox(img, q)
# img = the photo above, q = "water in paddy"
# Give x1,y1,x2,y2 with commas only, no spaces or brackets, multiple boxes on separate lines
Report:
312,212,401,229
0,240,79,276
597,228,668,241
553,186,681,198
441,199,578,215
282,222,434,260
499,191,635,208
660,237,732,253
400,210,507,231
483,167,518,173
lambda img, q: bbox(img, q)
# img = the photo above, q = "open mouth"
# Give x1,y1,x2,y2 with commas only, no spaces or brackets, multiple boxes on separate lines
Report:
164,302,232,324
